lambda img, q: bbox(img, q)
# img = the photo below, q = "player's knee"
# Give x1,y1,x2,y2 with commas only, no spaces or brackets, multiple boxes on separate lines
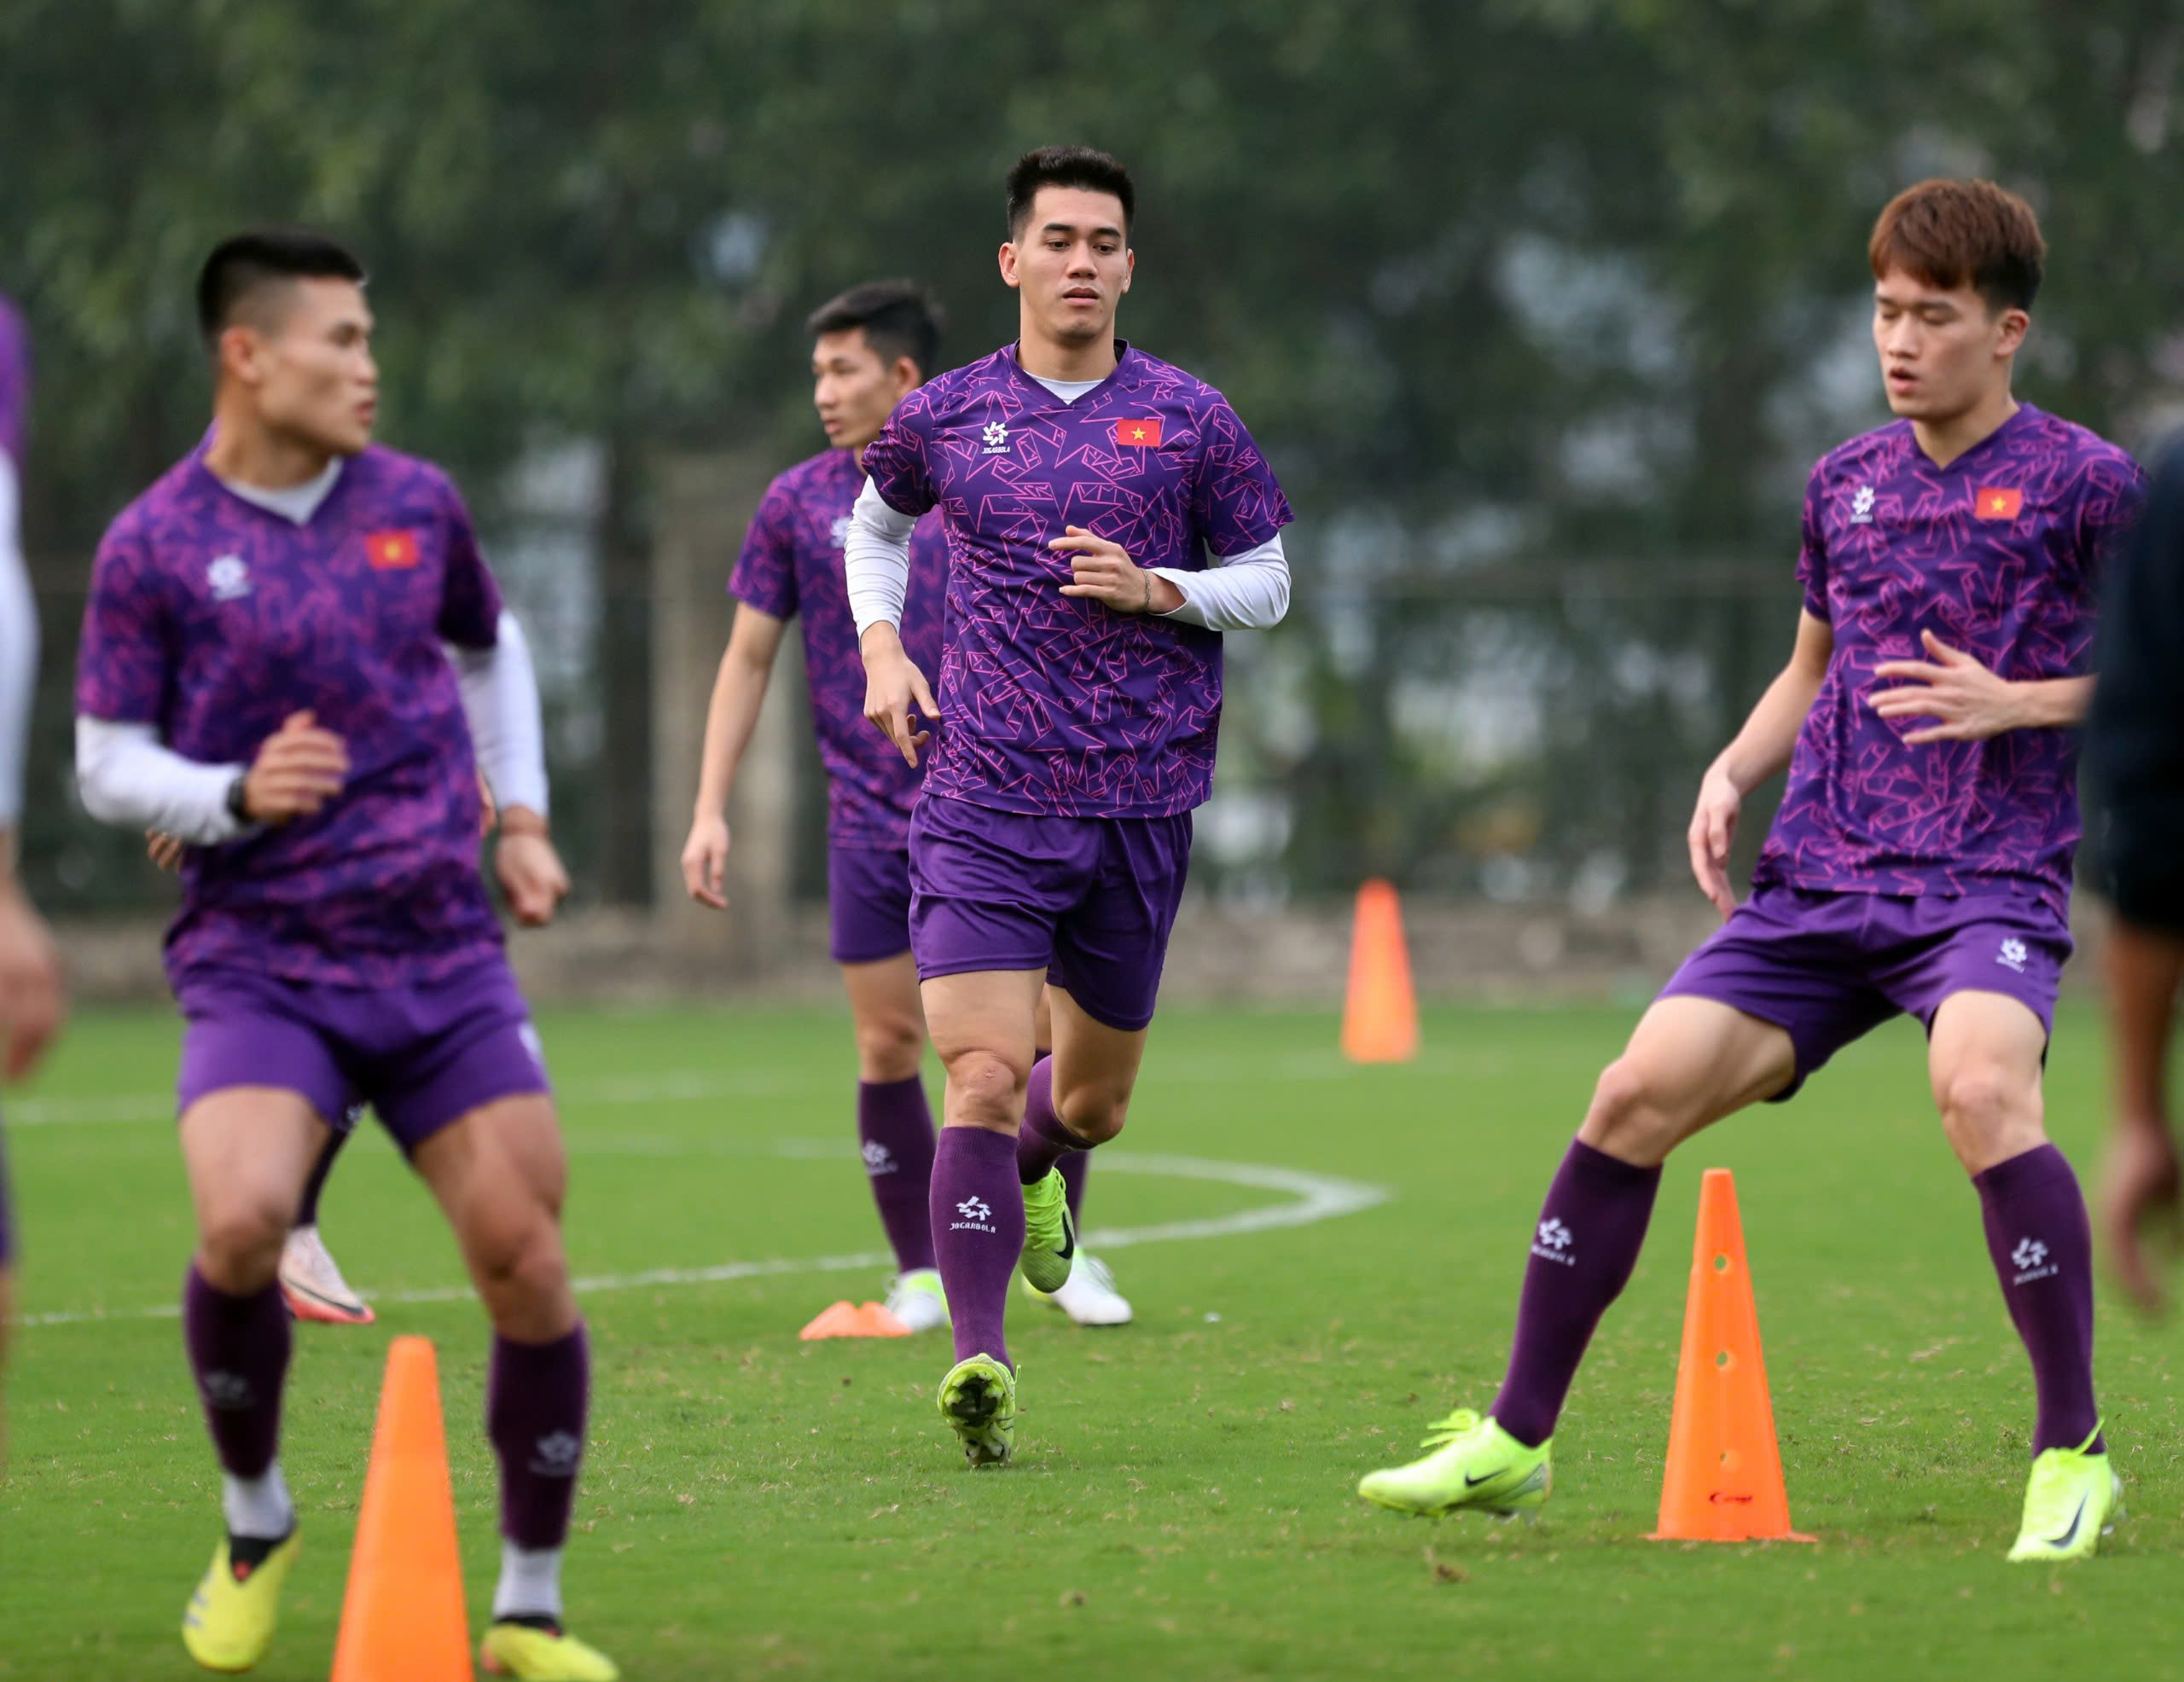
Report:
1938,1064,2031,1144
854,1014,925,1083
198,1199,289,1287
473,1211,569,1308
945,1048,1026,1126
1058,1083,1129,1146
1581,1057,1679,1160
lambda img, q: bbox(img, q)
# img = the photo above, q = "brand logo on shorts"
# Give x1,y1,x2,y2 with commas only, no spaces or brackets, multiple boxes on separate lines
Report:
863,1140,896,1176
982,419,1010,455
1849,484,1875,525
1531,1217,1575,1267
950,1194,996,1235
529,1430,583,1477
207,555,252,600
2012,1237,2057,1285
1997,937,2029,974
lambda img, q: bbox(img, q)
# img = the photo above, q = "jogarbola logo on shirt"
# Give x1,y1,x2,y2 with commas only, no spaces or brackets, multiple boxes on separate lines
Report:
1849,484,1876,525
365,529,421,570
982,420,1010,455
207,554,251,600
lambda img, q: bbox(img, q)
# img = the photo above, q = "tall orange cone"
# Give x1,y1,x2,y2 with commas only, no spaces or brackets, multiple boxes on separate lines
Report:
1647,1169,1813,1542
1341,879,1419,1063
330,1336,475,1681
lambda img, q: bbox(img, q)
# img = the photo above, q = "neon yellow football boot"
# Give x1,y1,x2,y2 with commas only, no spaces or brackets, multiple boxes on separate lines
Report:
937,1353,1017,1466
1019,1168,1076,1293
480,1617,620,1680
181,1529,301,1673
1356,1409,1552,1517
2007,1427,2122,1563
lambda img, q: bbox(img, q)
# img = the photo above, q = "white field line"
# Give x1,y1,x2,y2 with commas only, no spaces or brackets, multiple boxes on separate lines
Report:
16,1147,1387,1328
6,1047,1469,1129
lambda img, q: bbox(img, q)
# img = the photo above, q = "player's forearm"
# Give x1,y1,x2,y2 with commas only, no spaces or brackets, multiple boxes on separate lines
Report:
73,717,247,844
693,643,775,819
1713,662,1827,795
2006,675,2094,730
1152,534,1291,631
0,454,34,827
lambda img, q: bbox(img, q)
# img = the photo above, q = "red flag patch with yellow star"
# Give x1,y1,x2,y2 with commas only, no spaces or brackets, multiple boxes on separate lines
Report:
1113,418,1163,448
1974,487,2024,521
366,529,421,570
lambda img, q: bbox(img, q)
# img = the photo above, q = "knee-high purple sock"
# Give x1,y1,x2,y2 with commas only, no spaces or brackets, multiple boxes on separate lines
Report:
1058,1150,1089,1227
487,1323,590,1552
858,1076,938,1273
932,1126,1025,1366
1975,1144,2102,1454
183,1266,290,1480
1015,1057,1092,1185
1490,1139,1661,1448
293,1124,351,1228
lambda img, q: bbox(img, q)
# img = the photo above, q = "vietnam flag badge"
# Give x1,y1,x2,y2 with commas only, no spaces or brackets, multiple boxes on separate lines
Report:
1113,417,1163,448
366,529,421,569
1974,487,2024,521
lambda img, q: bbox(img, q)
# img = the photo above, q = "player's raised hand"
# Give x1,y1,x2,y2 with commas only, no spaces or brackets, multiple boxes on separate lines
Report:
681,811,732,910
2100,1122,2182,1317
859,625,938,769
1054,526,1175,613
0,880,64,1083
1870,631,2020,743
495,809,571,926
1687,764,1742,921
243,710,349,823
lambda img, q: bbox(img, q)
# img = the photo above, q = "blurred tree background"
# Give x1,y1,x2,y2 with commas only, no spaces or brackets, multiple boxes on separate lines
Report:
7,0,2182,915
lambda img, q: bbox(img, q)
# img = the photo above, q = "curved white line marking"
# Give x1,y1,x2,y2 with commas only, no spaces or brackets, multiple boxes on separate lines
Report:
17,1148,1388,1328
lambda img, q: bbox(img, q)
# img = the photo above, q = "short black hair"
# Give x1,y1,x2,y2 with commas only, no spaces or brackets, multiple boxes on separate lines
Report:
195,229,368,350
804,280,946,380
1006,146,1135,241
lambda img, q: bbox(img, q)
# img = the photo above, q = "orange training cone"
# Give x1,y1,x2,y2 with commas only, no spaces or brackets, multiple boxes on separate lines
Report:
1342,879,1419,1063
1647,1169,1812,1542
330,1337,475,1681
799,1300,911,1339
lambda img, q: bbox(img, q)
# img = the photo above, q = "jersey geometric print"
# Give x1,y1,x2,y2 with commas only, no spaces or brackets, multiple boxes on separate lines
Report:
75,440,507,989
729,448,947,850
861,343,1292,819
1754,406,2145,921
0,294,28,468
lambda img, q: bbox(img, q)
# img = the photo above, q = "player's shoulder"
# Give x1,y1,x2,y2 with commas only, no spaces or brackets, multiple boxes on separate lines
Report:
100,448,210,558
1808,419,1915,488
767,447,857,503
346,441,467,507
2018,406,2142,494
1117,345,1235,415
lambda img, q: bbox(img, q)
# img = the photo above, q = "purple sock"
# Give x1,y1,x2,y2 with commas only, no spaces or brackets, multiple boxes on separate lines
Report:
932,1126,1025,1366
1975,1144,2102,1454
183,1265,290,1480
858,1076,938,1273
1490,1138,1661,1448
293,1123,351,1228
1015,1057,1092,1185
487,1323,590,1550
1058,1150,1089,1227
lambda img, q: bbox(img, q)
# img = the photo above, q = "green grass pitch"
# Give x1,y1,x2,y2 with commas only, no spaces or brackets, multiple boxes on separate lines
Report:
4,1001,2181,1680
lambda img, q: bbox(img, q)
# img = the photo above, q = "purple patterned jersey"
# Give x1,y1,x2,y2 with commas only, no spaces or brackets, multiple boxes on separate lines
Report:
76,438,506,988
861,342,1292,818
1753,405,2145,919
0,294,28,468
729,448,946,850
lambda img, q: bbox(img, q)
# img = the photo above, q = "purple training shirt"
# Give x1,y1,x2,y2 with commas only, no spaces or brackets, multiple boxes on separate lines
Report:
76,438,506,988
729,448,946,850
0,294,28,469
861,342,1292,819
1754,405,2145,920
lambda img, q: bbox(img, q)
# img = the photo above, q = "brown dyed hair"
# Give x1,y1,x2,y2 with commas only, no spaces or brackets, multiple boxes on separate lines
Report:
1867,179,2046,313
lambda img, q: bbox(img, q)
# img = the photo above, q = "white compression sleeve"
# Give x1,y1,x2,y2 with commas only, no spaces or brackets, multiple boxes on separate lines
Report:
0,453,36,826
1150,532,1292,631
447,610,549,815
74,717,247,844
845,478,917,637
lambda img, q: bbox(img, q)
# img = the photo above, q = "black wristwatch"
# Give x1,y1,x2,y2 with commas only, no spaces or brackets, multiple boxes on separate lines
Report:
225,774,252,825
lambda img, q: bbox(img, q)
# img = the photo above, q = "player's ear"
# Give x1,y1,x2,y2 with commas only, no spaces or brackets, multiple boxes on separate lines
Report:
998,241,1021,289
1121,249,1135,293
1994,306,2030,356
890,357,920,399
216,323,262,387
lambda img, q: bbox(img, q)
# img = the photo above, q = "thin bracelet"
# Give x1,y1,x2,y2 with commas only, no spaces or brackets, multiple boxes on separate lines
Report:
1141,571,1153,613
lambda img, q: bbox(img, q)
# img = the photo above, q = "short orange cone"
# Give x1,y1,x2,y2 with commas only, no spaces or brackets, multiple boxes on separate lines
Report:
799,1300,911,1339
1341,879,1419,1063
1647,1169,1812,1542
330,1337,475,1681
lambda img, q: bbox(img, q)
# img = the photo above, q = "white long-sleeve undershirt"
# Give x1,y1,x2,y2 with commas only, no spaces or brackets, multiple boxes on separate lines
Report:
0,451,37,828
75,608,549,843
845,478,1290,637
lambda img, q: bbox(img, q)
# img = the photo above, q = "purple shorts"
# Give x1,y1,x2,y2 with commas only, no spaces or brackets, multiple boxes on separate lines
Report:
174,959,549,1153
909,794,1192,1033
828,845,914,966
1658,885,2070,1099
